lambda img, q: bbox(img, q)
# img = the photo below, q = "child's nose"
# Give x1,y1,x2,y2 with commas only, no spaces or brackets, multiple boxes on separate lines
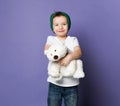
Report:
59,25,63,29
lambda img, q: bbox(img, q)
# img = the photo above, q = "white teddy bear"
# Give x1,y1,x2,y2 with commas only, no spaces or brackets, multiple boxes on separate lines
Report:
44,44,85,81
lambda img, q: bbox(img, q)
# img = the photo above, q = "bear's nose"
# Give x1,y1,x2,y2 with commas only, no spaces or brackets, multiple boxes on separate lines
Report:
54,55,58,59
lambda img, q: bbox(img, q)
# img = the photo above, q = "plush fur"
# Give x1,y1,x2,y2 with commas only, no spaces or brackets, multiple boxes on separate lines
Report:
45,44,85,81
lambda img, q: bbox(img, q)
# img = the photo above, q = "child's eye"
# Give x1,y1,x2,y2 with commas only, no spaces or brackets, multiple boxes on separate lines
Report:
63,23,66,25
62,23,67,26
54,24,58,26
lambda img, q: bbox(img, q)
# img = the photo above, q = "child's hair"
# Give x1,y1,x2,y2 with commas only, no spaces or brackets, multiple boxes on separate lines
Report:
50,11,71,31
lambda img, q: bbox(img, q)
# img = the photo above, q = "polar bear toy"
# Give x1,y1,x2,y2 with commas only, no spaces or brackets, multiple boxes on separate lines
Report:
44,44,85,81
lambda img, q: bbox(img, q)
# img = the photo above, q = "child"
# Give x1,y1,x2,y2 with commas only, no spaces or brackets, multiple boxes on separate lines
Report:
44,11,82,106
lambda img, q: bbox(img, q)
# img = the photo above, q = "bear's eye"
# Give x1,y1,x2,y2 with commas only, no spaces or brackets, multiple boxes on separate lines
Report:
54,50,57,52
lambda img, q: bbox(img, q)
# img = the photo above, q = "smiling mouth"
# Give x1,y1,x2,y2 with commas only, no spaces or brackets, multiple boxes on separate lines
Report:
58,30,64,32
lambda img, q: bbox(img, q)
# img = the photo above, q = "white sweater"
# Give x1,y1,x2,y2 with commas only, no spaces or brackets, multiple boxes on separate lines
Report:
45,35,80,87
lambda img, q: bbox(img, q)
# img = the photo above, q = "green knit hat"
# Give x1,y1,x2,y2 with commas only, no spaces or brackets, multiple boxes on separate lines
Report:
50,11,71,31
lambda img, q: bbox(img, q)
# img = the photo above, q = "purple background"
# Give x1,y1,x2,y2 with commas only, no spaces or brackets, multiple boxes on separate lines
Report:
0,0,120,106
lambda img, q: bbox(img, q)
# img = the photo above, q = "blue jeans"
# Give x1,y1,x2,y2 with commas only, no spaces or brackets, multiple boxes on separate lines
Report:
47,83,78,106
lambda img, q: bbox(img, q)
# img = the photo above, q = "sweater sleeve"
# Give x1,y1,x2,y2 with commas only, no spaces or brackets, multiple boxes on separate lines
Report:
72,37,80,47
65,36,80,52
46,36,54,45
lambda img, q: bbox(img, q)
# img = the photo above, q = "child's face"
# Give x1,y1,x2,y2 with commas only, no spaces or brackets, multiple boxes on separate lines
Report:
53,16,68,38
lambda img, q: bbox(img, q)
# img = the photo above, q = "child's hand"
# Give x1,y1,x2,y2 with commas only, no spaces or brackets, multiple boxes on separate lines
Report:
58,54,72,66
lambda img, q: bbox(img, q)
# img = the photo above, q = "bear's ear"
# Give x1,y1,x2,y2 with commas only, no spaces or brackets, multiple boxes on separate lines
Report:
44,50,48,55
